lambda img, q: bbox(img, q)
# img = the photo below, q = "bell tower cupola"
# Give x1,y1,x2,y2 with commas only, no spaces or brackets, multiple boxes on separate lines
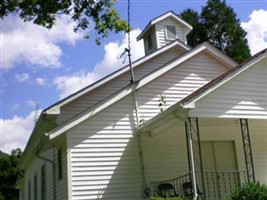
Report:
137,11,193,56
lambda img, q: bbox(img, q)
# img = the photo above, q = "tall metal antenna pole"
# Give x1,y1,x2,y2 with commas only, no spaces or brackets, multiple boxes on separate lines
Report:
127,0,134,83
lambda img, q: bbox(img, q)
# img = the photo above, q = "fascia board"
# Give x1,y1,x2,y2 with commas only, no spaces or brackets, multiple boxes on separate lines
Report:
203,42,238,68
45,41,189,115
137,11,192,40
181,51,266,108
48,83,137,140
152,12,193,31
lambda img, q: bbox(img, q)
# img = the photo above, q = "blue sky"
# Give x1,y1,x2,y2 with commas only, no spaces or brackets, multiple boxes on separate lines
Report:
1,0,267,153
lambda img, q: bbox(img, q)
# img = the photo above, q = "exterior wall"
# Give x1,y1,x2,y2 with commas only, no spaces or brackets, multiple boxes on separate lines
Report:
144,27,157,55
65,51,232,199
57,48,182,124
141,120,189,184
141,118,267,189
189,58,267,119
24,149,54,200
137,52,230,122
249,119,267,183
68,95,143,200
22,135,68,200
54,134,68,200
155,17,186,48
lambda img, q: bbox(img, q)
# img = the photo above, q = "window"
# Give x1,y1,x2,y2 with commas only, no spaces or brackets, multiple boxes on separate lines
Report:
57,148,63,180
41,165,46,200
147,33,153,50
34,174,38,199
165,25,176,40
28,180,31,200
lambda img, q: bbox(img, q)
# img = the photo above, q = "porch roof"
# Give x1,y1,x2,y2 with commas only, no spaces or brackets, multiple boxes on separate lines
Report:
138,49,267,132
180,48,267,109
137,103,187,135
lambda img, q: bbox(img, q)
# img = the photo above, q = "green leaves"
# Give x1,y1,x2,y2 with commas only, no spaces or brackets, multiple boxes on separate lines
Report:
180,0,251,63
229,182,267,200
0,149,22,200
1,0,129,44
158,94,166,113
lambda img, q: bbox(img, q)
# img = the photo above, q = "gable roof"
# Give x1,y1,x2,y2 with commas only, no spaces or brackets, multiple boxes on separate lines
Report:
180,48,267,108
48,42,237,140
138,48,267,131
45,39,191,115
136,11,193,41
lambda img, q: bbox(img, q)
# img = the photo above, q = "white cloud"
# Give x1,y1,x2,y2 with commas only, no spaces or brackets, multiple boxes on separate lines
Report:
15,73,29,82
12,103,21,111
1,15,83,70
36,78,46,86
241,9,267,55
25,100,38,109
54,29,145,99
0,111,37,154
54,71,100,99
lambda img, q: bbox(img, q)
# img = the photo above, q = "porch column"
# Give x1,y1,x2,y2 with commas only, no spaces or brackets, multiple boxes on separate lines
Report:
240,119,255,182
185,118,205,200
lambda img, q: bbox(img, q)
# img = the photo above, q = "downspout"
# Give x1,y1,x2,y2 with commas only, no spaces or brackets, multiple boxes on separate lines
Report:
185,120,198,200
173,111,198,200
132,90,147,197
35,138,57,200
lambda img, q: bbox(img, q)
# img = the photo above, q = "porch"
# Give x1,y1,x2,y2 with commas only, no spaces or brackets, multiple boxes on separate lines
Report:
138,115,265,200
151,170,247,200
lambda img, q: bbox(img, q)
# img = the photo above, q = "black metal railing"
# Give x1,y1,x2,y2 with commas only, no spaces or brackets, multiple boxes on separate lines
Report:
150,170,247,200
203,170,248,200
151,173,191,196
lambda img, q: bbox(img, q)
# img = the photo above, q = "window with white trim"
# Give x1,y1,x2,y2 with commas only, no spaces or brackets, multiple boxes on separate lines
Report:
41,165,46,200
57,148,63,180
34,174,38,199
28,180,31,200
165,25,176,40
147,33,153,50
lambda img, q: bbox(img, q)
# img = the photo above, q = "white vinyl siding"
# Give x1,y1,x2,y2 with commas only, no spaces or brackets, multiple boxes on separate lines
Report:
189,59,267,119
144,28,157,55
66,51,232,199
55,134,68,200
68,95,143,200
57,48,182,123
249,120,267,183
137,52,230,121
142,122,189,184
22,135,68,200
24,150,54,200
155,17,186,48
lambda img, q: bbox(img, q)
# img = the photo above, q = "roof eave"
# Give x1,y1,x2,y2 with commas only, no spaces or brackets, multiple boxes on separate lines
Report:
47,42,231,140
45,40,190,115
137,11,193,41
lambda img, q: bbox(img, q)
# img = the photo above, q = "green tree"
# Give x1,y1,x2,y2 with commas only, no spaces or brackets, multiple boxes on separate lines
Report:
0,0,128,44
180,8,203,48
180,0,250,63
0,148,22,200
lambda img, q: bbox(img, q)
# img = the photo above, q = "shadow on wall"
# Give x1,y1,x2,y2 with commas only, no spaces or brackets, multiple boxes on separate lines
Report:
68,95,143,199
